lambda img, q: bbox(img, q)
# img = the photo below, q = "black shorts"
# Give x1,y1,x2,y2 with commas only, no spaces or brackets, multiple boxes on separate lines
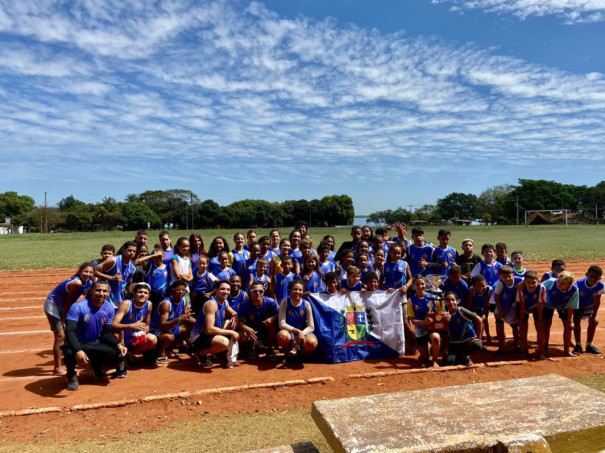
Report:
542,307,569,321
488,305,496,313
471,308,485,317
192,333,215,351
573,308,594,320
415,334,429,348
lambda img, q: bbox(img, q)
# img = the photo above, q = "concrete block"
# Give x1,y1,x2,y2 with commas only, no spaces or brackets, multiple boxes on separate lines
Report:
312,374,605,453
15,406,62,416
307,377,335,384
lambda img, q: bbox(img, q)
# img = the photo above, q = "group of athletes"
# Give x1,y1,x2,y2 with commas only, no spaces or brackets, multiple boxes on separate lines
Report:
43,222,603,391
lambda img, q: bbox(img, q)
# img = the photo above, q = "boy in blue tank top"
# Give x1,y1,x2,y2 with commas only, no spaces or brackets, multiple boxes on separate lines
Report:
439,265,468,304
573,266,604,355
271,256,300,304
95,241,138,309
540,271,579,357
467,275,493,346
408,228,434,278
493,266,523,356
429,229,458,276
516,270,546,359
112,282,158,367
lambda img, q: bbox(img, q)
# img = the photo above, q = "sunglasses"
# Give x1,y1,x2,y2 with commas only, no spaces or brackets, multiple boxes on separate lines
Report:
251,289,264,294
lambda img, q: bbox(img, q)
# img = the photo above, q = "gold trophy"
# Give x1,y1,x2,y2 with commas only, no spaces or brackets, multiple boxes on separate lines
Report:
424,274,449,331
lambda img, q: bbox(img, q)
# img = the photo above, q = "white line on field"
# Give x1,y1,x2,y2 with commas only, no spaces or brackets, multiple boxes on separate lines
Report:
0,348,46,354
0,330,48,336
0,375,57,383
0,306,41,311
0,296,44,302
0,316,46,321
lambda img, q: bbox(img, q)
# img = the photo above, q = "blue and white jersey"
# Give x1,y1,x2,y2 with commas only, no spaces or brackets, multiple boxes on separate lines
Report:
542,278,579,310
575,277,604,310
320,260,336,275
432,246,457,276
214,267,236,281
493,276,523,323
409,244,434,278
106,255,136,308
191,270,217,294
383,260,408,290
472,261,502,288
239,296,279,329
44,276,92,318
340,278,362,292
517,284,543,313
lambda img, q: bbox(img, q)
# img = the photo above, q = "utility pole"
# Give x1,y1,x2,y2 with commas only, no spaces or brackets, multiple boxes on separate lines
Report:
44,192,48,233
191,193,194,230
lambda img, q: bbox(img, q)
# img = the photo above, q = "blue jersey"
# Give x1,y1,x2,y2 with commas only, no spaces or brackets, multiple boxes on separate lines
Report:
191,298,227,340
303,271,324,294
106,255,136,308
449,307,478,343
285,297,308,331
239,296,279,329
150,297,188,334
494,276,523,322
227,290,247,315
121,299,152,347
44,276,93,318
191,270,217,293
440,278,469,303
432,246,457,276
250,272,271,291
320,260,336,275
214,267,236,281
383,260,408,290
289,249,304,268
473,261,502,288
274,272,300,304
542,278,579,310
146,262,169,296
208,256,221,275
229,249,249,278
162,248,174,267
513,268,529,279
518,284,543,313
340,278,362,292
470,286,492,311
409,244,434,277
66,298,116,343
408,294,437,337
576,277,605,309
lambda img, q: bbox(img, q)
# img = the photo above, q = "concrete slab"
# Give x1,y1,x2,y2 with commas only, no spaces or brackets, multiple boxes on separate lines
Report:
312,374,605,453
247,441,319,453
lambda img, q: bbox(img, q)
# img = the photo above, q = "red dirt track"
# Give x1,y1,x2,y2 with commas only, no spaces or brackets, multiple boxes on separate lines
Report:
0,262,604,444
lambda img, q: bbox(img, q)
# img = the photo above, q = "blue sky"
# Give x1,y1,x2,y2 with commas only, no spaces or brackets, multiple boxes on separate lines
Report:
1,0,604,215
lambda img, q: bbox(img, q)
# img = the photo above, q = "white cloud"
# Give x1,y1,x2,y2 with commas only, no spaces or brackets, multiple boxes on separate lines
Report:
0,0,603,202
434,0,605,23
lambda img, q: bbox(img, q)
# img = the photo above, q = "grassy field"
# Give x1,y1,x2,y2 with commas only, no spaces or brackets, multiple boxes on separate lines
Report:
0,225,604,271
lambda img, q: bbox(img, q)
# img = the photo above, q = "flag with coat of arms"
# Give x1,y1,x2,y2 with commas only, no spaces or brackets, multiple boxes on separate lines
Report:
307,291,405,363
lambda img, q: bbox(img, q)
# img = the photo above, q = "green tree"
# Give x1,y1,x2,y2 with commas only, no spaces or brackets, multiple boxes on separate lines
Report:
477,185,514,224
121,202,161,230
436,192,478,220
0,191,35,224
58,195,85,212
366,207,412,226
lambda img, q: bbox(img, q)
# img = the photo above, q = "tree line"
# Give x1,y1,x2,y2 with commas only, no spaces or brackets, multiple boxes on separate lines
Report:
2,179,604,232
0,191,354,232
366,179,605,225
